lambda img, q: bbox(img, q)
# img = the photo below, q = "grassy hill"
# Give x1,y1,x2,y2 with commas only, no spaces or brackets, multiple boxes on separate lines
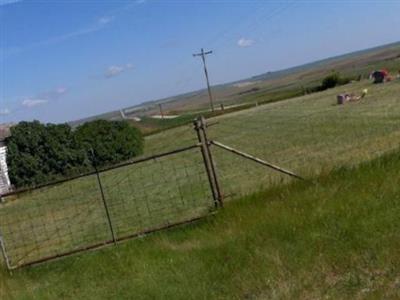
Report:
1,78,399,269
1,147,400,299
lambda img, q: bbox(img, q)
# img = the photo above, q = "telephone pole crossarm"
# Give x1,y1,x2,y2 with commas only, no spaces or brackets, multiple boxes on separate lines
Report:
193,48,215,112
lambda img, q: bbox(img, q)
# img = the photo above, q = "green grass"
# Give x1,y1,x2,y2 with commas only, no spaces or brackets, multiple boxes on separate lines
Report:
130,103,258,136
1,79,399,269
1,147,400,299
147,79,400,197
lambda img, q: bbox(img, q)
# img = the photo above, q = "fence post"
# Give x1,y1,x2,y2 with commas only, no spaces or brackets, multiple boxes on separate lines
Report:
194,117,223,208
90,150,117,245
0,231,12,271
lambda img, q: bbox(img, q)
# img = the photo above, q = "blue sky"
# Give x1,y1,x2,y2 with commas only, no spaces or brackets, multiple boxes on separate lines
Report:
1,0,399,124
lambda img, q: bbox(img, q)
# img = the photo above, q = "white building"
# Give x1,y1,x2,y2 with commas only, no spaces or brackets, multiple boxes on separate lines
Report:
0,129,11,195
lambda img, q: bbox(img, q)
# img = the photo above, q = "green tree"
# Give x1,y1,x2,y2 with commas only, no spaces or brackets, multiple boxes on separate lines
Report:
6,121,89,187
75,120,144,168
6,120,144,188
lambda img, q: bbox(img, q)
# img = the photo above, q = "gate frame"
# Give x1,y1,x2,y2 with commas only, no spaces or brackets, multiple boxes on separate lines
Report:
0,142,216,270
0,114,302,271
194,117,224,208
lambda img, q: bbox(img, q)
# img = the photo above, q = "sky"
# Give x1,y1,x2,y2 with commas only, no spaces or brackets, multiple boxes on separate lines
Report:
1,0,399,124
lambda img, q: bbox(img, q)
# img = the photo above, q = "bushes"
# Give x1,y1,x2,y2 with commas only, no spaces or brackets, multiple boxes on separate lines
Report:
320,72,351,91
6,120,143,188
301,72,352,95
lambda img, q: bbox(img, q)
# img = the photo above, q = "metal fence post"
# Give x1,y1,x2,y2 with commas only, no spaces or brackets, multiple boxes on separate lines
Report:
90,150,117,245
200,116,224,207
194,117,223,208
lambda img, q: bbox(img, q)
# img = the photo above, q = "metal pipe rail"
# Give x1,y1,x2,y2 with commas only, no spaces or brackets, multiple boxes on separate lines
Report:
210,140,304,180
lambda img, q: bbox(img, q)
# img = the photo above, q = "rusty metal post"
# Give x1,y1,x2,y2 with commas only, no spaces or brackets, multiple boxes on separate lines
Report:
210,140,304,180
194,118,218,208
194,117,223,208
199,116,223,207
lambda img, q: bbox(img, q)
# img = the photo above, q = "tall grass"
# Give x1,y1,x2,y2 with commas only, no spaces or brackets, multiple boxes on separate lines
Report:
1,149,400,299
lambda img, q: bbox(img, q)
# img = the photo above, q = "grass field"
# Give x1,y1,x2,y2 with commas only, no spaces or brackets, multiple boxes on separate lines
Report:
0,78,399,269
147,79,400,197
1,147,400,299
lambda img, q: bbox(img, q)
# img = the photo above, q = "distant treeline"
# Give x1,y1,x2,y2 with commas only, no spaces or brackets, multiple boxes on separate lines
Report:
6,120,143,189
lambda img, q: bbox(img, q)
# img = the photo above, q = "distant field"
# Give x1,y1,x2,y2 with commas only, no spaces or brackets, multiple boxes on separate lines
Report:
70,42,400,125
1,78,399,268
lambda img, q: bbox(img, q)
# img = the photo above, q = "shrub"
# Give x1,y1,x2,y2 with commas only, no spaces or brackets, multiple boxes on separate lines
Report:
321,73,340,90
320,72,350,91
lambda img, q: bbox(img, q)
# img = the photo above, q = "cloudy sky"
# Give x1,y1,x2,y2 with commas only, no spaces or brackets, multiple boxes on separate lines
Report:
1,0,399,123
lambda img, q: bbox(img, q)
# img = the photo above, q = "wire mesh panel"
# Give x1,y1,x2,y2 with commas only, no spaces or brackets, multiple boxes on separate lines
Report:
0,145,214,269
99,147,213,239
0,174,111,269
210,145,290,200
207,80,400,200
144,123,197,156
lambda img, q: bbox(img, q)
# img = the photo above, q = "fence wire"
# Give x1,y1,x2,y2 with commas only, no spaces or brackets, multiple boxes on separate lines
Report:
0,146,213,269
1,80,399,269
207,80,400,199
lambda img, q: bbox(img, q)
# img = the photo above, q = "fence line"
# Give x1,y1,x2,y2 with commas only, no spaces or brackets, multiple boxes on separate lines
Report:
0,131,217,269
4,96,394,270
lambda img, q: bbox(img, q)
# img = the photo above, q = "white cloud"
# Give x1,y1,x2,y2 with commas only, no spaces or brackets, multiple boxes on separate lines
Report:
105,63,134,78
20,86,68,109
237,38,255,48
0,0,22,6
55,87,68,95
98,16,114,25
22,99,48,108
0,108,11,115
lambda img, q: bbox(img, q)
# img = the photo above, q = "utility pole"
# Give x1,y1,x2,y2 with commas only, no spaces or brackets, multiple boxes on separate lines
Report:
158,103,164,119
193,48,215,112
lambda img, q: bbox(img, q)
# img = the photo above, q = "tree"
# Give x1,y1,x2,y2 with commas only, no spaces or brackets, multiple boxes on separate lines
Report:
74,120,144,168
6,119,144,189
6,121,89,187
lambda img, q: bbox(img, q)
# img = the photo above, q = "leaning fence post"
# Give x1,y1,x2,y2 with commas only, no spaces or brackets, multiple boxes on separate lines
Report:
90,150,117,245
199,116,223,207
194,117,223,208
